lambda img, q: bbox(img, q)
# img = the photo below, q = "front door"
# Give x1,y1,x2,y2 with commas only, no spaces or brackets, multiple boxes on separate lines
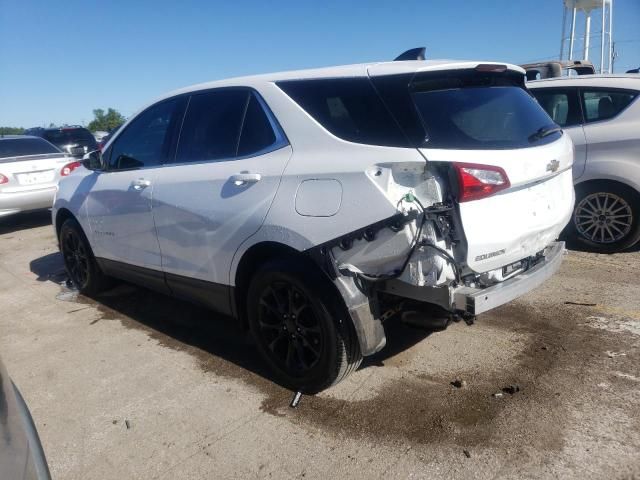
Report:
86,97,185,289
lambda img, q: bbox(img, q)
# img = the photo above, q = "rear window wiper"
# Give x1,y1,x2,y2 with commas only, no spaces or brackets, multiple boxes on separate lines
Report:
528,125,562,143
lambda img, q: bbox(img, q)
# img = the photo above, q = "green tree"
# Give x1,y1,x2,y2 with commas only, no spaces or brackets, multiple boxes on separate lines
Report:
87,108,125,132
0,127,24,135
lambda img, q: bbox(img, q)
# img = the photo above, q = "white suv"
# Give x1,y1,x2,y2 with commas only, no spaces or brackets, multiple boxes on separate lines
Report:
53,57,574,392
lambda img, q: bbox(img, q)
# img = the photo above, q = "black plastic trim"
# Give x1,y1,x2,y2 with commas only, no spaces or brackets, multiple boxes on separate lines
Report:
95,258,234,317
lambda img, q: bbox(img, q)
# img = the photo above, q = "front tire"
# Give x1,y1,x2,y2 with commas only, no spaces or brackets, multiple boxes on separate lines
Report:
59,218,110,295
570,182,640,253
247,260,362,393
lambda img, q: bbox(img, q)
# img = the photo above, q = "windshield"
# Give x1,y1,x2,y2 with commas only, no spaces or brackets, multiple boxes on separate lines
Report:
0,137,62,159
412,86,561,149
44,129,97,148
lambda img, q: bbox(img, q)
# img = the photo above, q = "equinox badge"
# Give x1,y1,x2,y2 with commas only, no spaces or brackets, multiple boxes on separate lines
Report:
546,160,560,173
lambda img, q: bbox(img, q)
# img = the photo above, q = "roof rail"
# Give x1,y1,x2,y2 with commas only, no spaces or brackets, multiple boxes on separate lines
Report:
394,47,426,62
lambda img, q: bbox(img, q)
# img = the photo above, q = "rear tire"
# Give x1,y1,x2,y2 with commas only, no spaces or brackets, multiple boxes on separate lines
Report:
569,182,640,253
247,260,362,393
59,218,110,295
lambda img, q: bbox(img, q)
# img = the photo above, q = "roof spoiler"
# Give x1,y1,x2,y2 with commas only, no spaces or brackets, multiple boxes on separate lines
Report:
520,60,595,80
394,47,426,61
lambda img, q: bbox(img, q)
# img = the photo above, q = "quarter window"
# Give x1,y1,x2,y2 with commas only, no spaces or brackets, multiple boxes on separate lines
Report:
582,90,637,122
109,99,181,170
175,90,248,163
277,78,409,147
238,94,277,157
530,89,582,127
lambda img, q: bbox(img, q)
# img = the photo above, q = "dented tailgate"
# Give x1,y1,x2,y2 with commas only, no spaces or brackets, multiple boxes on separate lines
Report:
420,136,575,273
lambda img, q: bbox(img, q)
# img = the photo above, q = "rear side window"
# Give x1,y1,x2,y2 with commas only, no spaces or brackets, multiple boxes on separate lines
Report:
175,90,248,163
412,84,560,149
277,78,409,147
238,94,277,156
109,98,181,170
530,89,582,127
0,137,61,159
582,89,638,122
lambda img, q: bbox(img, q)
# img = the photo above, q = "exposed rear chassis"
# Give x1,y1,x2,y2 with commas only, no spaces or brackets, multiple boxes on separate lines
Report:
333,241,565,356
382,241,564,315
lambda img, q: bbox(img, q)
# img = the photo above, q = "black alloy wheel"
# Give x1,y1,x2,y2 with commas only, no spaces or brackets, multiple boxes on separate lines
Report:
247,260,362,393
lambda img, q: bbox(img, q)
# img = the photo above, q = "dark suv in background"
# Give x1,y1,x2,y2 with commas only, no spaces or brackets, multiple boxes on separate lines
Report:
24,126,98,159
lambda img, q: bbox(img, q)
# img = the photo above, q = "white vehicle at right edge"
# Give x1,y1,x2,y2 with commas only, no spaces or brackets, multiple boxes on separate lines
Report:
53,49,574,392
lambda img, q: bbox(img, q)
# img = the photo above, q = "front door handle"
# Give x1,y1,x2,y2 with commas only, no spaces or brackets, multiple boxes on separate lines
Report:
131,178,151,190
230,173,261,187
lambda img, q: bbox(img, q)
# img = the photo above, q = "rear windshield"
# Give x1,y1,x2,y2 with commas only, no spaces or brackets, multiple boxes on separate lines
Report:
0,137,62,159
44,129,97,148
412,85,560,149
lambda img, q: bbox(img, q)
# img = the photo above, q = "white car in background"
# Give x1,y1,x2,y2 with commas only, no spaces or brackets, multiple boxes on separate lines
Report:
529,75,640,252
0,136,81,218
53,55,574,392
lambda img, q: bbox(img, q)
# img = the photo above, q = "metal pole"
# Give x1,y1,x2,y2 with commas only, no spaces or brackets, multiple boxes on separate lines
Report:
584,12,591,60
560,4,568,60
601,0,606,73
609,0,614,72
569,6,577,60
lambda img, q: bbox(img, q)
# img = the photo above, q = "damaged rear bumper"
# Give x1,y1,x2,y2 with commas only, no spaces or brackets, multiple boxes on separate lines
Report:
382,241,565,316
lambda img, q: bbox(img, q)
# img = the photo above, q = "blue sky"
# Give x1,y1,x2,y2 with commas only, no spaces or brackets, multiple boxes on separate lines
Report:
1,0,638,127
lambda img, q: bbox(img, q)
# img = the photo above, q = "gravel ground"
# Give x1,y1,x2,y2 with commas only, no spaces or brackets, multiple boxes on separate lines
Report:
1,211,639,479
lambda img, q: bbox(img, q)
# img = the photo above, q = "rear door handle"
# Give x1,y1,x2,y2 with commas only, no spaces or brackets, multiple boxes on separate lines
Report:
230,173,261,186
131,178,151,190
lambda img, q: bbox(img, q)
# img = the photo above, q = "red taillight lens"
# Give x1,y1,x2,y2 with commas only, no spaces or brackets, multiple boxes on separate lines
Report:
61,161,82,176
453,162,510,202
0,173,8,185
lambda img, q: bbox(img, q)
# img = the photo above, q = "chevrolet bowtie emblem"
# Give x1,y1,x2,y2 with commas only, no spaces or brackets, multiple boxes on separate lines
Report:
546,160,560,173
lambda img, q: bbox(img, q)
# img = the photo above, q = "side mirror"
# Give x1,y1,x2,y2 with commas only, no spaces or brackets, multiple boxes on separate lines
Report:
82,150,103,171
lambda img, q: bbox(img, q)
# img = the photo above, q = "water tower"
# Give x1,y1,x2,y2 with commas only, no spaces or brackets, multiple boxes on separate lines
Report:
560,0,613,73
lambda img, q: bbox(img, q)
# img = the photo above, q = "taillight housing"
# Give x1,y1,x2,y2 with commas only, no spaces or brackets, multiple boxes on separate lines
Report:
453,162,510,202
0,173,8,185
61,161,82,176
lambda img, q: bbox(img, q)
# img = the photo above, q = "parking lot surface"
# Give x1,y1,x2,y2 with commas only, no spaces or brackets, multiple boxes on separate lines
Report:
1,211,639,479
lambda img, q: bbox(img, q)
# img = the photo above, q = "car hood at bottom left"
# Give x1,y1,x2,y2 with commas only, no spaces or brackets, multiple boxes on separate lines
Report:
0,356,50,480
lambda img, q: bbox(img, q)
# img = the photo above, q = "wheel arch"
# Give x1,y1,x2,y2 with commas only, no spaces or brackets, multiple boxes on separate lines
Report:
574,178,640,198
232,241,339,326
54,208,77,241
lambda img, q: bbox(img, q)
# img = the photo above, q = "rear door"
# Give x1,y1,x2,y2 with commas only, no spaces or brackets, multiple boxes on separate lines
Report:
530,87,587,178
86,97,185,287
371,67,575,273
152,89,290,312
580,88,640,168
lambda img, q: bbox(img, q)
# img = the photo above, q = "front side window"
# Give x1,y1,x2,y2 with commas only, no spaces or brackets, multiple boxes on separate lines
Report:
174,90,248,163
531,89,582,127
582,89,638,123
108,99,181,170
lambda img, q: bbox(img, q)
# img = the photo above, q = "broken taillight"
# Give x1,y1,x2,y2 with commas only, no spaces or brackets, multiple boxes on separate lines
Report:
61,161,82,176
453,163,510,202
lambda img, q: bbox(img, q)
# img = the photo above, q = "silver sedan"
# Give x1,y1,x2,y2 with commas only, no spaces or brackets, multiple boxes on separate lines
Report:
0,136,81,218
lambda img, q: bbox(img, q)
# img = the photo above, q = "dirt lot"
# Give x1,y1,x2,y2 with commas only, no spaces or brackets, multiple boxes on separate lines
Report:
1,211,639,479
